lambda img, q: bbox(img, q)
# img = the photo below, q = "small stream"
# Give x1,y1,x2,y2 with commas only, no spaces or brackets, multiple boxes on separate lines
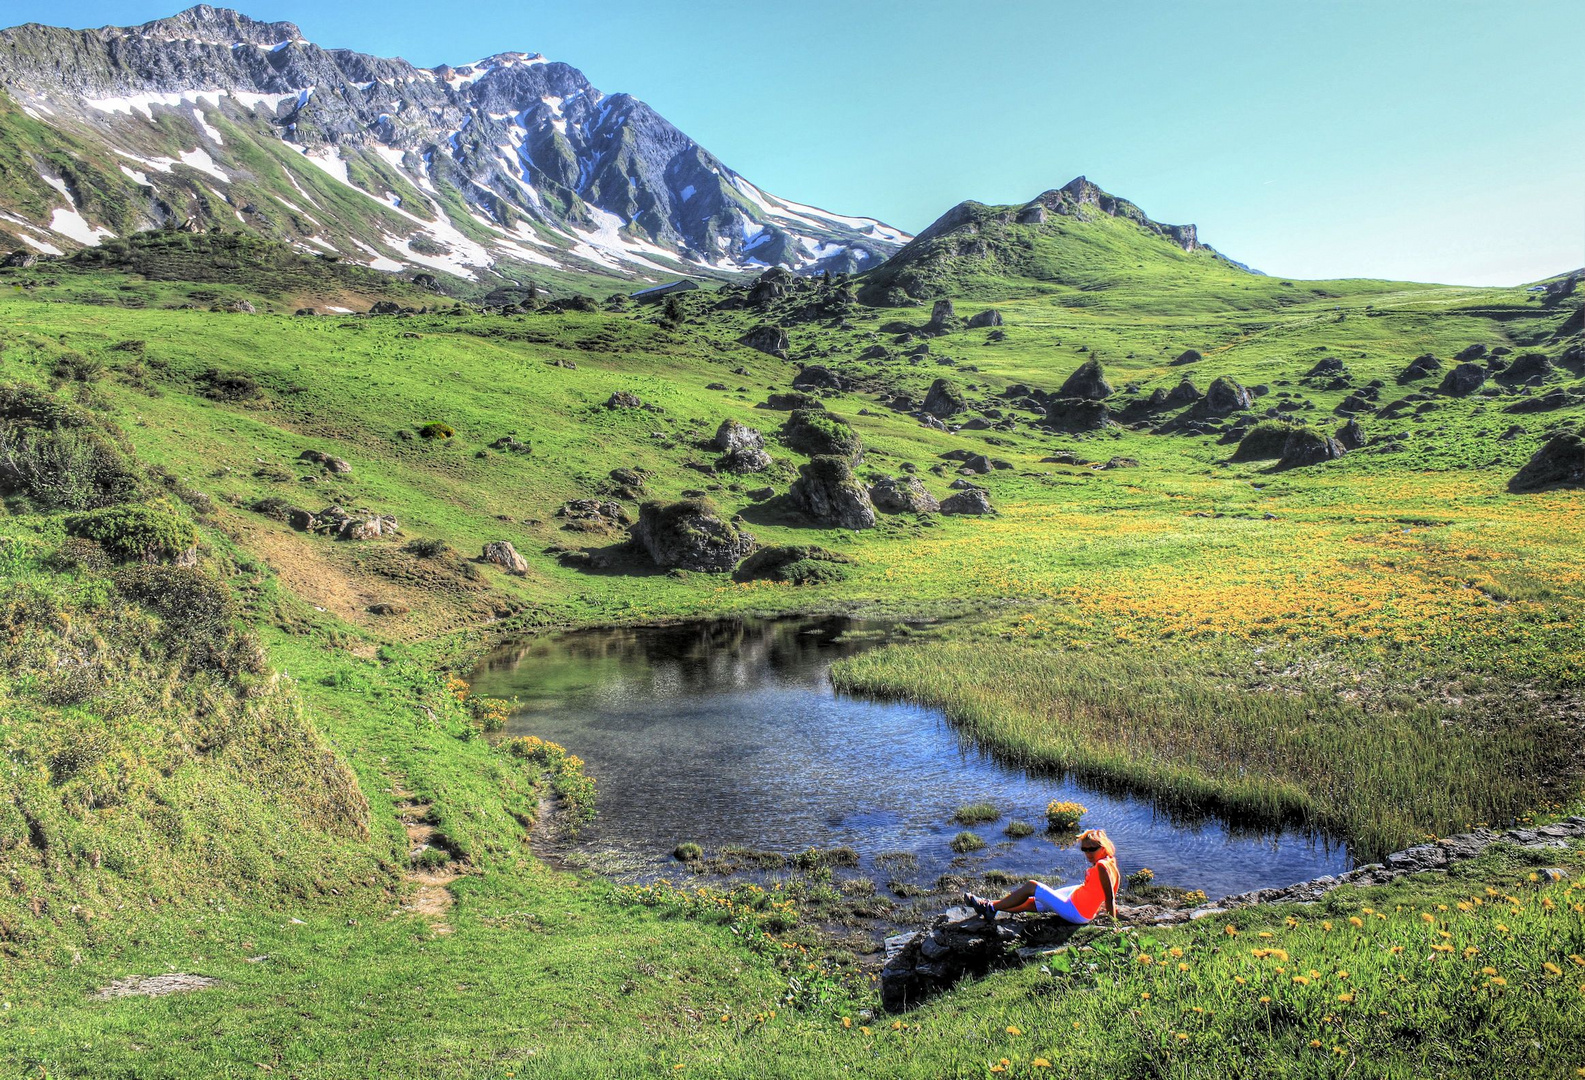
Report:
469,616,1349,899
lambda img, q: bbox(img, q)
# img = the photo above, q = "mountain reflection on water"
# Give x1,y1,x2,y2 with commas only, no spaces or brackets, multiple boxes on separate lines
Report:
469,616,1349,898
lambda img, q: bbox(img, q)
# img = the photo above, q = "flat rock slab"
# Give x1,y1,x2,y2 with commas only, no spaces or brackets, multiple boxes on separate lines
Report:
92,974,219,1000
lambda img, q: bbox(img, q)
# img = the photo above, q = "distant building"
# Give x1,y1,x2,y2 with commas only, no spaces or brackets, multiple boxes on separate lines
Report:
631,280,700,304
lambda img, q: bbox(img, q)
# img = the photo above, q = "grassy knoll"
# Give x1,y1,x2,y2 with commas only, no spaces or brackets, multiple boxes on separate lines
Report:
1,232,1583,1075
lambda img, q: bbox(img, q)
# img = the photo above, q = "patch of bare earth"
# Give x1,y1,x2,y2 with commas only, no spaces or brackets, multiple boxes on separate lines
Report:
92,974,219,1000
394,789,460,935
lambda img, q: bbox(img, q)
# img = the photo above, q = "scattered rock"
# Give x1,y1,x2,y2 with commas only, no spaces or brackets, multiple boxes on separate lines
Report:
760,392,824,412
940,489,995,515
558,500,630,532
966,309,1004,329
1171,349,1202,365
714,419,765,454
788,456,877,529
782,408,861,460
631,499,757,572
1101,456,1139,470
603,467,650,499
925,299,959,334
1455,343,1488,362
870,475,940,514
605,391,646,409
1398,354,1443,382
298,449,352,474
1165,379,1202,406
481,540,528,575
1306,356,1347,377
1044,398,1111,431
368,300,402,315
1509,432,1585,492
228,299,256,314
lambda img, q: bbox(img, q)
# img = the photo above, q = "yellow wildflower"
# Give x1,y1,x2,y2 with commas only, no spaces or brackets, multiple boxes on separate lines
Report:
1293,976,1310,985
1034,1059,1052,1069
1176,1033,1189,1042
1348,917,1364,929
1007,1026,1023,1036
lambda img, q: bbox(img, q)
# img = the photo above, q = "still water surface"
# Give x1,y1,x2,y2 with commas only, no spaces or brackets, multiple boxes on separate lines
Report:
470,617,1349,899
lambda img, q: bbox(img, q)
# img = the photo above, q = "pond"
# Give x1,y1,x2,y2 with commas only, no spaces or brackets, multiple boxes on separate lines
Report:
469,616,1350,899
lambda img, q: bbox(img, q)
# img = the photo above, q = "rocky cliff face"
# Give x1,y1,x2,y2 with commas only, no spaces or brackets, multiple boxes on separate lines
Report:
0,5,908,284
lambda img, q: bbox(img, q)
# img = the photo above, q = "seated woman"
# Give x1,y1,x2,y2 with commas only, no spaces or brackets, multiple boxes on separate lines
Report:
965,828,1119,924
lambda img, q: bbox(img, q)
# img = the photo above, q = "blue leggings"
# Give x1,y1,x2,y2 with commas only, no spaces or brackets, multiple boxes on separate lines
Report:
1032,882,1090,924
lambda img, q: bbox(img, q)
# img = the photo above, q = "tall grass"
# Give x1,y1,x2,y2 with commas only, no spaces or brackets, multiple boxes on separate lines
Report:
833,638,1574,860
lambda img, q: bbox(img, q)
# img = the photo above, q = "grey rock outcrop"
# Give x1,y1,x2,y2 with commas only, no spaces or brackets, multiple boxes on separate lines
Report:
1202,376,1254,414
481,540,528,575
714,419,765,454
1057,359,1112,400
940,488,994,515
1399,354,1443,382
869,475,940,514
966,309,1003,329
787,456,876,529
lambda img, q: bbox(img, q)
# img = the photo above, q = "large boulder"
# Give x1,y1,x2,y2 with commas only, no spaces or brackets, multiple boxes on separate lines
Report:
1336,419,1366,450
1509,433,1585,492
870,476,940,514
718,446,772,473
298,449,352,474
739,324,790,358
1203,377,1254,414
1044,398,1111,431
714,419,765,454
782,409,861,460
1438,363,1486,396
787,456,876,529
1171,349,1202,365
1165,379,1203,407
605,390,646,409
1495,352,1553,386
925,299,959,333
1232,421,1299,461
1057,359,1112,400
1277,427,1347,469
966,309,1003,329
921,378,966,419
940,488,995,515
481,541,528,575
631,499,758,572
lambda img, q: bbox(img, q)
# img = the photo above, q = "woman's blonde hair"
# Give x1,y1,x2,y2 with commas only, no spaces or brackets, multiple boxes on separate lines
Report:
1078,828,1116,860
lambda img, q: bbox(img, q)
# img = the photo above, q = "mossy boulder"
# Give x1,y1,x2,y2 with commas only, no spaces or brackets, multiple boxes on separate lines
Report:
1057,358,1112,400
781,409,861,460
631,498,757,573
1509,432,1585,492
1277,427,1347,469
787,456,876,529
733,545,852,585
1233,421,1301,461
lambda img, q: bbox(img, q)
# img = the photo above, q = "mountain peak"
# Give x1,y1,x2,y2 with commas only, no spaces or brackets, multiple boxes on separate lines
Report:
125,6,304,48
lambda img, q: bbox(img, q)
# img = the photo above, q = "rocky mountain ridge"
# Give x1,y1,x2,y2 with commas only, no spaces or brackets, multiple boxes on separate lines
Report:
0,5,909,286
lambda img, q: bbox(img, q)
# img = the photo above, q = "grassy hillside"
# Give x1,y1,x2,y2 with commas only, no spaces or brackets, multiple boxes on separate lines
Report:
0,231,1582,1076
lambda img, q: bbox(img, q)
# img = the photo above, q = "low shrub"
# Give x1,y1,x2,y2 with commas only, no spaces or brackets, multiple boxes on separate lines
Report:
1128,867,1156,890
65,503,197,562
200,369,261,401
417,422,454,440
949,831,986,854
674,842,704,862
404,537,451,558
0,426,141,510
1004,819,1036,839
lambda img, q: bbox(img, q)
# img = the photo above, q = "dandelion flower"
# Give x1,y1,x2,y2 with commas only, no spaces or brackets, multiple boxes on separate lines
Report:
1310,1040,1322,1048
1137,954,1153,965
1338,993,1354,1003
1225,925,1239,936
1007,1026,1023,1036
1176,1033,1189,1042
1034,1059,1052,1069
1178,963,1189,972
1258,932,1274,939
841,1017,851,1028
1169,947,1183,958
1420,913,1435,924
1293,976,1310,985
1259,996,1272,1004
1141,992,1150,1000
1348,917,1364,929
1545,963,1563,977
1234,976,1247,985
1337,971,1349,979
859,1026,871,1035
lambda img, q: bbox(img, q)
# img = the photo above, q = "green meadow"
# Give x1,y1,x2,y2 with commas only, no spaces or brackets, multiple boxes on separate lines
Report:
1,207,1583,1076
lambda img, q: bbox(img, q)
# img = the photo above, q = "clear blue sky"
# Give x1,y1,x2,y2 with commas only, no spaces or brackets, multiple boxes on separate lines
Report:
9,1,1584,285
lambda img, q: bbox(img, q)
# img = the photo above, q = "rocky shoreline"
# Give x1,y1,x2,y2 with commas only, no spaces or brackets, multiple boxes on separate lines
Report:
880,818,1585,1011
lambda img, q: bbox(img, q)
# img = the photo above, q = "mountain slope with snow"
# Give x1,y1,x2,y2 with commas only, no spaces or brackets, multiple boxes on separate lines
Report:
0,5,909,287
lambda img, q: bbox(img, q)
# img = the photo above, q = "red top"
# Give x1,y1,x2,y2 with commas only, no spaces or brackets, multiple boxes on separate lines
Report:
1070,857,1119,920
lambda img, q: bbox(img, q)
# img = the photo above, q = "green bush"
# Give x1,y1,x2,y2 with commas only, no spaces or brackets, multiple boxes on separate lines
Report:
673,842,703,862
113,564,245,672
418,422,455,440
949,831,986,853
0,427,141,510
1003,819,1036,839
65,503,197,562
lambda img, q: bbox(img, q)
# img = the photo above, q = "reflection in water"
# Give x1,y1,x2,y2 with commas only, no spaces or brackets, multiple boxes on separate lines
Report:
470,617,1350,899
